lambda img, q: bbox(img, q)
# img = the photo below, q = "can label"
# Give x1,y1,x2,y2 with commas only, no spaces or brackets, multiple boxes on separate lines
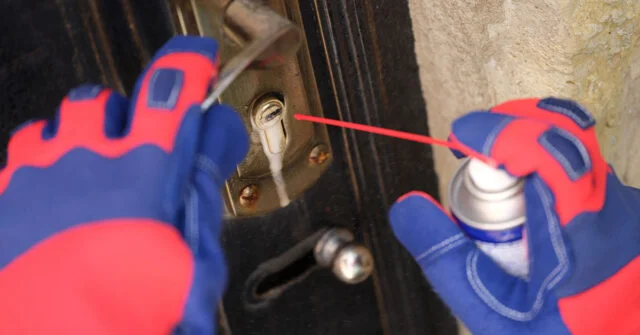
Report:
457,218,522,243
453,213,528,278
474,237,528,278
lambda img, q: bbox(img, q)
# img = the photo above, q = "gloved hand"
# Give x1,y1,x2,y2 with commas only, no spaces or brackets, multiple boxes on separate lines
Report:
390,97,640,334
0,36,248,334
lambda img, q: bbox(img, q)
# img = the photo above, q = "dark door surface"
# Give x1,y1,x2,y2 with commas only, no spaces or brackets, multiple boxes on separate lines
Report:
0,1,457,334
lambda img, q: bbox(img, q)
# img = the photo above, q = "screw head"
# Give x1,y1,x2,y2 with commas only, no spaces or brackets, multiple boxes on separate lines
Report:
332,244,374,284
239,184,260,208
309,144,330,165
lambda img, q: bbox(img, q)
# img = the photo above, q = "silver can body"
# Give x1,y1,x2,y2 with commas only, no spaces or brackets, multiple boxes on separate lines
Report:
448,158,529,278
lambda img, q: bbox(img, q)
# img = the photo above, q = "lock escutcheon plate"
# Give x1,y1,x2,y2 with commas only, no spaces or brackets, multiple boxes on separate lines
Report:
169,0,332,218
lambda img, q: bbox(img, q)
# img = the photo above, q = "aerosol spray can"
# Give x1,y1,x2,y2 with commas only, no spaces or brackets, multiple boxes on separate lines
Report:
449,158,528,278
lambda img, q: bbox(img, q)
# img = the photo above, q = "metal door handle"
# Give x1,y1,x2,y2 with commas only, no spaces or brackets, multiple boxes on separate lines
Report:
315,228,375,284
244,227,375,308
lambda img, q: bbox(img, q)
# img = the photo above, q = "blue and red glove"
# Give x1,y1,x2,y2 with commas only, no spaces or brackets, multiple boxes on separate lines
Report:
0,36,248,334
390,98,640,334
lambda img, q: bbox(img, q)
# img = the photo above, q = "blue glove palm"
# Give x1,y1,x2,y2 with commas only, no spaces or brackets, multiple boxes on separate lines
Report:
0,36,248,334
390,98,640,334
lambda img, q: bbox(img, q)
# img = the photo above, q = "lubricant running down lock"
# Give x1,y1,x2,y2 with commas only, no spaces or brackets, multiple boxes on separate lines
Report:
449,158,528,278
293,114,529,278
252,96,290,207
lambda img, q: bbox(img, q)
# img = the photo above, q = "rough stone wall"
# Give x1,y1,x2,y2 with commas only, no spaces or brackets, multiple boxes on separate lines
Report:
408,0,640,209
407,1,640,333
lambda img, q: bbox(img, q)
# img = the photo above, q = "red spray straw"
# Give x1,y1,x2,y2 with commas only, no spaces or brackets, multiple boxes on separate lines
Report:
294,114,497,167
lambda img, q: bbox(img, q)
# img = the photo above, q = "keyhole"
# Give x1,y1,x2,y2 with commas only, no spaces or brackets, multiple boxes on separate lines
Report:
252,94,287,154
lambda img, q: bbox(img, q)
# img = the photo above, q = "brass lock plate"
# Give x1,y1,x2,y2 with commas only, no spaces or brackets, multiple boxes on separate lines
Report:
169,0,332,217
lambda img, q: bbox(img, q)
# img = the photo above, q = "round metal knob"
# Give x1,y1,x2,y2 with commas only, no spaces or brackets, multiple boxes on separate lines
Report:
331,244,374,284
314,228,374,284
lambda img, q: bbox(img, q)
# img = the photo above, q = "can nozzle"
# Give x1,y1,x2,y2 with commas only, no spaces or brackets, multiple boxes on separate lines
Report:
467,159,518,192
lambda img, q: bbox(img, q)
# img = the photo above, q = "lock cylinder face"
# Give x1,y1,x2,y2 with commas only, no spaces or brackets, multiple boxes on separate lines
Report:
252,95,287,155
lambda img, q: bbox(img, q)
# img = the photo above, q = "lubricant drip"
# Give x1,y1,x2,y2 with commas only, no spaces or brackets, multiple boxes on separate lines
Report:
253,111,290,207
265,142,290,207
